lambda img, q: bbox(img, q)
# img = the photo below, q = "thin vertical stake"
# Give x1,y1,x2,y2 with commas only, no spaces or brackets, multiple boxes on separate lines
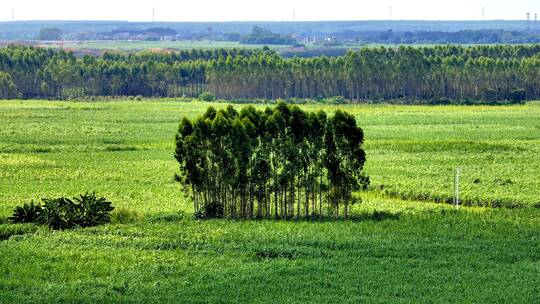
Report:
453,169,456,206
454,168,461,208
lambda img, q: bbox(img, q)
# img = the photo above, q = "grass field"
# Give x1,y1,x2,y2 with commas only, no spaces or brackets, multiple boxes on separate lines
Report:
1,100,538,214
36,40,448,53
41,40,290,51
0,100,539,302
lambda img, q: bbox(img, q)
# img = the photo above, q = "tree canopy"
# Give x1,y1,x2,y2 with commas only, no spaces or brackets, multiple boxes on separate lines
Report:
175,103,369,220
0,72,17,99
37,28,63,41
240,26,297,45
2,44,540,103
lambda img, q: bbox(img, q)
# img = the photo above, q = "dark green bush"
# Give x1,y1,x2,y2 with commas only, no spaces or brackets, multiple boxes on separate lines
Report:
9,201,42,224
74,192,115,226
510,88,526,103
9,192,114,230
39,197,72,230
199,91,215,102
194,201,224,219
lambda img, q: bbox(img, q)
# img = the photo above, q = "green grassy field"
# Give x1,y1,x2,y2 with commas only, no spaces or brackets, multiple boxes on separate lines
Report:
42,41,501,52
0,100,539,303
1,101,538,214
43,40,290,51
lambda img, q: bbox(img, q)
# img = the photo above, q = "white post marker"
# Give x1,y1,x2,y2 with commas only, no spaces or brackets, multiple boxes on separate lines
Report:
454,168,461,208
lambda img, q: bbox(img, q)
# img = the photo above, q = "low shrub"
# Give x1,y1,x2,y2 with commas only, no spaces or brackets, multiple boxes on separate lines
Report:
10,201,42,224
194,201,224,220
110,207,144,224
9,192,114,230
199,91,215,102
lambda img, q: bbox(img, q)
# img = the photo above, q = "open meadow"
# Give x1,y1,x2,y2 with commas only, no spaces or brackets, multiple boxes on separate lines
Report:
41,40,290,51
0,100,539,302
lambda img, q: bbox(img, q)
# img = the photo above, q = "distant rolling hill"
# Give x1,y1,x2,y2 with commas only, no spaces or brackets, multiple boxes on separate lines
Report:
0,20,532,40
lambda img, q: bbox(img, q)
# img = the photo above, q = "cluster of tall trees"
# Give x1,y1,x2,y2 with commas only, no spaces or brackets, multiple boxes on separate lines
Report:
37,28,63,41
2,44,540,102
175,103,368,219
0,46,252,98
240,26,297,45
206,45,540,101
0,72,17,98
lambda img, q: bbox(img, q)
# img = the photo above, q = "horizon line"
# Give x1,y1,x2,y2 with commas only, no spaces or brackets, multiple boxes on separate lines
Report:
0,19,529,24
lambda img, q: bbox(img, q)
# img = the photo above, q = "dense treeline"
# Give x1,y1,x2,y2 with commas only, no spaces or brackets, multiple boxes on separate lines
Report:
37,27,63,41
175,103,368,219
207,45,540,101
1,44,540,102
332,30,540,45
0,46,265,98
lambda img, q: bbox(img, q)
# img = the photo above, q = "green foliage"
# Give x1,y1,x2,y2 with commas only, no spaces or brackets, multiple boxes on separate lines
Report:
0,71,17,99
9,201,42,224
0,100,539,218
73,192,115,227
510,88,526,102
0,100,539,302
39,197,73,230
37,27,63,41
176,102,368,219
110,207,144,224
241,26,297,45
3,45,540,102
198,91,215,102
9,193,114,230
194,201,224,220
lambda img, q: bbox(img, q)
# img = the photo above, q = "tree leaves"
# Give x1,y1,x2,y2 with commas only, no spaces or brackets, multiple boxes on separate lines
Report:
175,102,369,220
9,192,114,230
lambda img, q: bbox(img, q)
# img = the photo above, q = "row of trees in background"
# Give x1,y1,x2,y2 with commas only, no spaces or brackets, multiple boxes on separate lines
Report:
332,30,540,45
1,44,540,102
240,26,297,45
175,103,369,219
37,28,63,41
0,72,17,98
206,45,540,101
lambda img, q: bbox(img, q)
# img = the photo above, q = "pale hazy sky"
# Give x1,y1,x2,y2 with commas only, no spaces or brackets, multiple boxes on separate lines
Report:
1,0,539,22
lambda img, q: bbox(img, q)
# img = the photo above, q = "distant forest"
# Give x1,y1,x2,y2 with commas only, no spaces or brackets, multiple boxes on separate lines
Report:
240,26,297,45
333,29,540,44
0,20,536,40
1,20,539,46
1,45,540,103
